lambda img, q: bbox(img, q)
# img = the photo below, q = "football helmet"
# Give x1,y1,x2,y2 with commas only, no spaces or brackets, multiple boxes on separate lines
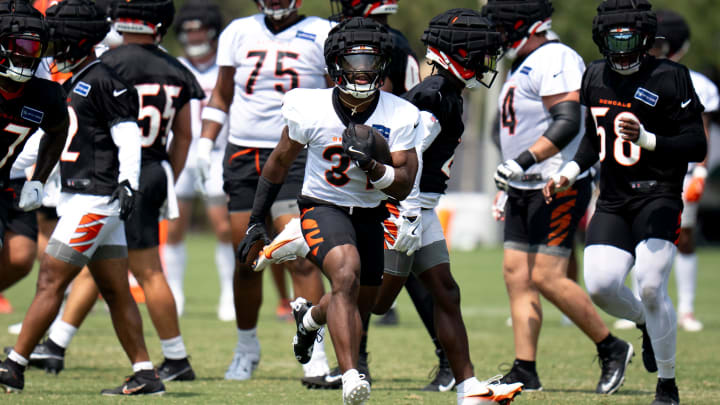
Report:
652,9,689,60
481,0,553,58
109,0,175,37
0,0,47,83
592,0,656,75
325,17,393,99
422,8,503,89
175,0,222,58
46,0,110,73
329,0,398,21
255,0,301,21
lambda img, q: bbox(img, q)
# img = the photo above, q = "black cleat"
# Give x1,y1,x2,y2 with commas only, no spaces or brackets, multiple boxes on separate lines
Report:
374,307,399,326
157,357,196,382
358,352,372,386
101,369,166,396
596,339,634,394
0,359,24,393
422,365,455,392
638,323,658,373
291,297,318,364
28,339,65,374
651,378,679,405
500,364,542,392
302,354,372,390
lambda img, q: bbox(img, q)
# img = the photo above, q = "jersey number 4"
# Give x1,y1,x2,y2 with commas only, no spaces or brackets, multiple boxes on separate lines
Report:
591,107,641,166
501,87,517,135
245,50,300,95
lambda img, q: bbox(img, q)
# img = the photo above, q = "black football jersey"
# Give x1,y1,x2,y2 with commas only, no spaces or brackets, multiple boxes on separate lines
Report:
577,57,706,209
0,77,68,182
60,60,139,196
402,74,464,195
387,27,419,96
101,44,204,165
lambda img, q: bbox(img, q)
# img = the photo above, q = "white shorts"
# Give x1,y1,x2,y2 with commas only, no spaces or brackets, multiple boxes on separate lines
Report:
46,209,127,267
383,208,449,277
175,150,225,203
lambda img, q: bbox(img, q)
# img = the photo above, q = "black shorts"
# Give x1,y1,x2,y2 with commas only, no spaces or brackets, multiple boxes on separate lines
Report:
298,196,388,286
504,176,592,257
37,205,59,221
222,144,306,212
4,179,38,241
586,196,682,255
125,161,167,250
0,189,12,247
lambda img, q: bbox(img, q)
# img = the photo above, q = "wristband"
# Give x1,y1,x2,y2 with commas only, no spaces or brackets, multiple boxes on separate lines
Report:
515,150,537,170
552,161,581,186
202,106,228,125
370,165,395,190
636,123,657,151
692,165,708,179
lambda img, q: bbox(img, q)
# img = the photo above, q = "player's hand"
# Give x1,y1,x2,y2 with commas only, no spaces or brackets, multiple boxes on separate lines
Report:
110,180,135,220
543,175,571,204
18,180,43,211
617,117,640,142
237,217,271,263
494,160,524,191
195,137,213,194
685,165,708,202
616,113,656,150
342,124,375,170
492,190,508,221
394,214,422,256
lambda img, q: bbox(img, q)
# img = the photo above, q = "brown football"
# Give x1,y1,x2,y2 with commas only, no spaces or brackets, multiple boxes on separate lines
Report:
242,239,266,268
351,123,393,165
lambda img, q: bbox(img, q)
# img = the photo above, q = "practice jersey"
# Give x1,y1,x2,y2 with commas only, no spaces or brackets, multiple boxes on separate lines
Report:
59,60,138,196
217,14,332,148
686,70,719,173
0,77,68,182
283,88,420,208
178,57,229,167
102,44,204,165
498,42,586,190
387,27,420,96
578,57,705,208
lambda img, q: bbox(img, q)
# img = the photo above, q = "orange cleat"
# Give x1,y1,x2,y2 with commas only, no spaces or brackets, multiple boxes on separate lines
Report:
0,294,12,314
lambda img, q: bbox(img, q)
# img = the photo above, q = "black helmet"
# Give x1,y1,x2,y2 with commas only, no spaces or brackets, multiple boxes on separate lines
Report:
110,0,175,37
325,17,393,99
175,0,222,59
0,0,47,83
46,0,109,73
653,9,689,60
592,0,657,74
481,0,553,53
254,0,301,21
329,0,398,22
422,8,503,88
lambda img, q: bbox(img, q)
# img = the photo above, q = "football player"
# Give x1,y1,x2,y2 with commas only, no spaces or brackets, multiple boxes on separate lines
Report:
0,0,167,395
482,0,632,394
197,0,331,381
27,0,204,383
544,1,706,403
161,0,235,322
237,17,420,404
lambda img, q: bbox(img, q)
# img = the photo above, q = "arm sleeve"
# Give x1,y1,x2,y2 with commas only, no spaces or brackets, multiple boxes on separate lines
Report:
110,121,142,189
541,101,582,150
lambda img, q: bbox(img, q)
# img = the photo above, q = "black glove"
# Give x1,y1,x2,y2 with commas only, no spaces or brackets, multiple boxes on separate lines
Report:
237,216,271,263
342,124,375,170
110,180,135,221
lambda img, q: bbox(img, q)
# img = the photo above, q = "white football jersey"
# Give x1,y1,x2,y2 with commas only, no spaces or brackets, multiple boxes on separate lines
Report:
690,70,719,113
217,15,332,148
178,57,229,167
283,88,420,208
498,42,586,190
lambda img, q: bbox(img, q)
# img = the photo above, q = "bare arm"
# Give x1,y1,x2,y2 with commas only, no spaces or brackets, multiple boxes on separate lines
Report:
365,148,418,201
261,126,305,184
33,118,69,183
529,90,581,161
200,66,236,142
168,103,192,180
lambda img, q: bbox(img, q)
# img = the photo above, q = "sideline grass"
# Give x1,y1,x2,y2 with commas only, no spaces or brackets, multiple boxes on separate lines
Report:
1,234,719,404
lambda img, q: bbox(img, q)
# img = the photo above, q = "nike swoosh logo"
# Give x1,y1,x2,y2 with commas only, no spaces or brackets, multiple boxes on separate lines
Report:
553,71,563,78
465,387,494,398
264,238,300,259
438,379,455,391
325,374,342,383
122,383,146,394
348,146,364,155
113,89,128,97
681,99,691,108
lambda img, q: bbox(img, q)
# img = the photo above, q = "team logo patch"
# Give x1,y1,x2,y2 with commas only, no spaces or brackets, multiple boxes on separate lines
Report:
634,87,658,107
296,31,316,42
21,106,44,124
519,66,532,75
372,125,390,139
73,81,92,97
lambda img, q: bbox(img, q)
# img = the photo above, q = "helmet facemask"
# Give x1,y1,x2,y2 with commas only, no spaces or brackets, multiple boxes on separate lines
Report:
602,27,647,75
0,33,44,83
332,45,388,99
425,46,499,89
178,20,216,59
256,0,300,21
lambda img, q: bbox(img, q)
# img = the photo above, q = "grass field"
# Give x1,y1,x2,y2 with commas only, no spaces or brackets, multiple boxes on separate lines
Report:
1,233,719,404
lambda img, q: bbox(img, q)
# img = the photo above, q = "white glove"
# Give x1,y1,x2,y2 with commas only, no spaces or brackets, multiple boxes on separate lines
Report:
195,137,214,195
18,180,43,211
494,160,524,191
550,161,581,193
393,214,422,256
492,191,508,221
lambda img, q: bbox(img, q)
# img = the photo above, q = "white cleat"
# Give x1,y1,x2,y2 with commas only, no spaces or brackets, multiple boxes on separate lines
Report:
342,370,371,405
458,375,523,405
225,340,261,381
254,218,309,272
7,322,21,335
217,294,236,322
303,331,330,378
678,313,703,332
613,319,636,330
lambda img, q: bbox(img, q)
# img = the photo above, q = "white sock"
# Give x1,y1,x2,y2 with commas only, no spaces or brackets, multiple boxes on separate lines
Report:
455,377,481,395
162,242,187,316
237,327,258,349
216,242,235,301
160,335,187,360
48,320,78,349
313,327,326,355
132,361,154,372
302,307,321,331
8,350,28,367
674,252,697,315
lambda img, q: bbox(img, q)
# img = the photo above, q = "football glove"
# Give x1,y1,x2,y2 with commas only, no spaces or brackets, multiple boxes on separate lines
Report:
684,165,708,202
18,180,43,211
342,124,375,171
110,180,135,220
494,160,524,191
195,137,214,195
394,214,422,256
237,217,271,263
492,191,508,222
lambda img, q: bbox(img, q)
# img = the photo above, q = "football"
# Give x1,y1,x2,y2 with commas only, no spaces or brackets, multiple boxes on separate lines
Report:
351,123,393,165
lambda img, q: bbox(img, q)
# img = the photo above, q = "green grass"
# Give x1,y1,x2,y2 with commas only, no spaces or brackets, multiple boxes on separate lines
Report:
2,234,720,404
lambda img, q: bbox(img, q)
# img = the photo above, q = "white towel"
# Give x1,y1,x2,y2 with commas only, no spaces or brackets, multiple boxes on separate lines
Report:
160,160,179,220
